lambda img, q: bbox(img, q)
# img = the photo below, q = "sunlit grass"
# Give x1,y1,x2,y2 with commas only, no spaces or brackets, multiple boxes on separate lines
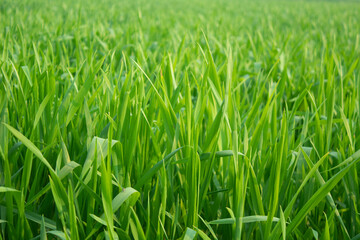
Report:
1,0,360,239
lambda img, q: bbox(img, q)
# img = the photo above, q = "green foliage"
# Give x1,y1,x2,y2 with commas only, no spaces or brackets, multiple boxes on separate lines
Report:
1,0,360,239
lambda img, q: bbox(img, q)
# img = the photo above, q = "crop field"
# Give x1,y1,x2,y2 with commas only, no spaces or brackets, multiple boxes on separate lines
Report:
1,0,360,239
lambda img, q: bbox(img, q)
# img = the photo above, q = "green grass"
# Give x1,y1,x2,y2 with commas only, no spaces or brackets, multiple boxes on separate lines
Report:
1,0,360,239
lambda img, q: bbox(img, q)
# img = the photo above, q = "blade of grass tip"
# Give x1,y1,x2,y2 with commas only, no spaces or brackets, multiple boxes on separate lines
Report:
280,206,286,240
321,213,330,240
40,215,48,240
33,92,53,130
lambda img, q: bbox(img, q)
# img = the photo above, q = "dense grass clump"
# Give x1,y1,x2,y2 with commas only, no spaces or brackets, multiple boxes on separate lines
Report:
1,0,360,239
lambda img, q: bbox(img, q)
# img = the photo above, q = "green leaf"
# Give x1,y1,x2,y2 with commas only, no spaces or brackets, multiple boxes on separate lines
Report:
40,215,48,240
0,187,20,193
33,93,52,129
194,226,211,240
3,123,55,173
321,213,330,240
280,207,286,240
209,215,280,225
80,137,118,185
183,228,197,240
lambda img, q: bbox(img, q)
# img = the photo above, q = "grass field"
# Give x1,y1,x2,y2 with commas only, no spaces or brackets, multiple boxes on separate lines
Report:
1,0,360,239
